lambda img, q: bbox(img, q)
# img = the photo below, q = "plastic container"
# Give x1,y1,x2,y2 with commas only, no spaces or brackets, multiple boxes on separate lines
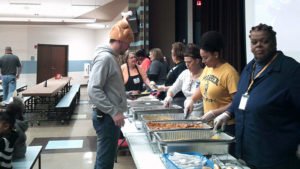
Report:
163,152,214,169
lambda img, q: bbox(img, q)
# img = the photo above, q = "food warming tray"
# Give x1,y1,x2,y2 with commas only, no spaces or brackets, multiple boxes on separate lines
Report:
129,105,183,120
128,100,163,108
144,120,212,142
153,130,234,155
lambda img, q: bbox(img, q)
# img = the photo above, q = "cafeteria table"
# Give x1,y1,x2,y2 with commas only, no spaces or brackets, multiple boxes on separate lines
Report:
22,77,71,124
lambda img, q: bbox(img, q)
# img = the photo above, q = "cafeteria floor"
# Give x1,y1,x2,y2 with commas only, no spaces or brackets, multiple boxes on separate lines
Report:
26,86,137,169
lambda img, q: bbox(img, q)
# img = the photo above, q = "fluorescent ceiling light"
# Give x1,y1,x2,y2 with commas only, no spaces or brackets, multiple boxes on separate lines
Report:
71,4,100,7
9,2,41,6
0,17,96,23
86,23,108,29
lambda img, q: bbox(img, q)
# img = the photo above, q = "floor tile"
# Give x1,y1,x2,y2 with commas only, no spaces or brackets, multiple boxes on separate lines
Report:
46,140,83,149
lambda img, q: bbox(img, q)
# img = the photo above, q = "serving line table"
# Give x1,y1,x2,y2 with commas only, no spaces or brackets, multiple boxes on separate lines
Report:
21,77,71,124
121,118,166,169
121,118,250,169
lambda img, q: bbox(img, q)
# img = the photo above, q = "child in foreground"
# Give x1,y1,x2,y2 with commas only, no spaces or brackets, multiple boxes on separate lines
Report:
0,99,24,169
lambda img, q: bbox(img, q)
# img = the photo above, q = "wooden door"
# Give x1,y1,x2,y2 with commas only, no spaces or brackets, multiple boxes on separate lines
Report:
37,44,68,84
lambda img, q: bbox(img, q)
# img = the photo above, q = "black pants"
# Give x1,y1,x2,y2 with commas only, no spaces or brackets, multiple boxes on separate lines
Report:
247,156,300,169
224,124,236,158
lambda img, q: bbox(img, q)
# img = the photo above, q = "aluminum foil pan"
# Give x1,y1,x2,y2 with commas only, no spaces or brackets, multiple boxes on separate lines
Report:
141,113,200,122
128,100,163,108
154,130,234,155
129,105,183,120
144,120,212,142
154,130,234,143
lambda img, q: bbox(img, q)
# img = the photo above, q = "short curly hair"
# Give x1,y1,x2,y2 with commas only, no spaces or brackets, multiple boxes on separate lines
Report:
200,31,223,53
249,23,277,44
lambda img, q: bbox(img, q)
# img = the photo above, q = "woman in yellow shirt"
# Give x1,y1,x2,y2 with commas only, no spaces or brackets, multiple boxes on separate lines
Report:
185,31,239,136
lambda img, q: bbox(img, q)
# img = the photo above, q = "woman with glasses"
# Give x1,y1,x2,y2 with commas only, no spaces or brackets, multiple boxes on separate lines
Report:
185,31,239,136
121,51,151,93
164,44,204,118
158,42,187,107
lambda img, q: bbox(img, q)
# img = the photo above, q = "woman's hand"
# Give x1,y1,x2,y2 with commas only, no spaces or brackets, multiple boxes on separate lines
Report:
213,112,231,131
199,110,216,122
184,99,194,118
163,96,173,107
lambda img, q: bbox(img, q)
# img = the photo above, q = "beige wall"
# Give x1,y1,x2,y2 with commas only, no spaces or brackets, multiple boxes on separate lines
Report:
0,25,110,86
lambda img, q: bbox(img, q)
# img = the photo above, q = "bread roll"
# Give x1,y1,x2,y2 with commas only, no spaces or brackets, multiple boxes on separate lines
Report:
202,167,212,169
214,164,221,169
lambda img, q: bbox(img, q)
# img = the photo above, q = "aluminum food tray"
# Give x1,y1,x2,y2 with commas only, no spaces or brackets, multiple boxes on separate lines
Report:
141,113,199,122
154,130,234,155
144,120,212,142
129,105,183,120
128,100,163,108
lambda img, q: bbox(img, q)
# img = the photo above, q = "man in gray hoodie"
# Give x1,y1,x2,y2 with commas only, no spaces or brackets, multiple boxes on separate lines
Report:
87,17,134,169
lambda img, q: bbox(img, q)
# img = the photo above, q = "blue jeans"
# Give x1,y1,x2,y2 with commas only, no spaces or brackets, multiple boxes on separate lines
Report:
92,110,120,169
2,75,16,102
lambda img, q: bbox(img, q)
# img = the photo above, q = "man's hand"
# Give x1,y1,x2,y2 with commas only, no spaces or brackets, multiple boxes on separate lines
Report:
199,110,216,122
16,74,20,80
213,112,231,131
112,113,126,127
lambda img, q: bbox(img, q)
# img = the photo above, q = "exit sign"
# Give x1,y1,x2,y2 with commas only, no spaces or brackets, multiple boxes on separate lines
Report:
196,0,202,6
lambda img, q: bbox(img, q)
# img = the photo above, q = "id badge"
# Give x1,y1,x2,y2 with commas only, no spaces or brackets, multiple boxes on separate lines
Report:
133,77,140,84
239,93,249,110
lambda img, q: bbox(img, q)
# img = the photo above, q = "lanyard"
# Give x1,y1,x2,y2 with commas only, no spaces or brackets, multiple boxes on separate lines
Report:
247,53,278,93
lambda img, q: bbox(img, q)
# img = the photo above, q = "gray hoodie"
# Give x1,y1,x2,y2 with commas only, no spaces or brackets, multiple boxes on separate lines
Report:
87,45,127,116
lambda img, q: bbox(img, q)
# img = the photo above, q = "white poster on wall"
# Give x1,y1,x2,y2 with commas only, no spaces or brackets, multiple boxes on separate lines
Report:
245,0,300,63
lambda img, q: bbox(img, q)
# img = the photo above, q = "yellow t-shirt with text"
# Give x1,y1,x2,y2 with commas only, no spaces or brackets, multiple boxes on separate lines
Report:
199,63,239,125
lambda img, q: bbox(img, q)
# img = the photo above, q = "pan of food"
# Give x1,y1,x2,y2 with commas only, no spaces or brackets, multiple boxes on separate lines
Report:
141,113,200,122
129,105,183,120
144,120,212,142
153,130,234,155
128,100,163,108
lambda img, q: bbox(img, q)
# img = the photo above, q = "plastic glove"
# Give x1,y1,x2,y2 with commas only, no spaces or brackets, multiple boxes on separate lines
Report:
157,85,166,92
199,110,216,123
149,81,158,90
213,112,231,131
184,99,194,118
163,96,173,107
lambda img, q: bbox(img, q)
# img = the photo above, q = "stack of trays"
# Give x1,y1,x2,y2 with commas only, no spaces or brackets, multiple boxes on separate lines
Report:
143,120,212,142
129,105,183,120
153,130,234,155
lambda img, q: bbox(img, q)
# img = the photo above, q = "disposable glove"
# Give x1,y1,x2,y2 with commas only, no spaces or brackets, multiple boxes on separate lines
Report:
184,99,194,119
163,96,173,107
213,112,231,131
199,110,216,122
